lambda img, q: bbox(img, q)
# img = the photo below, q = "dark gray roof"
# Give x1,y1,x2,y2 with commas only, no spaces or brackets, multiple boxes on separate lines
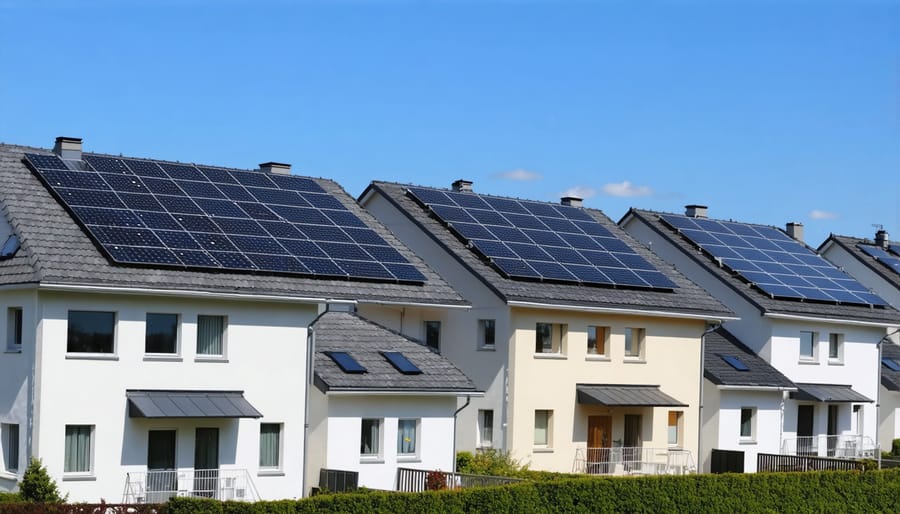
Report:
365,182,733,319
576,384,686,407
311,310,478,393
704,327,795,389
882,343,900,392
821,234,900,291
126,390,262,418
626,209,900,325
0,143,464,306
791,383,873,403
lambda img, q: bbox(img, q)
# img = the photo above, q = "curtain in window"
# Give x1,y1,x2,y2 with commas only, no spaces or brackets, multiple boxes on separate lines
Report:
3,424,18,472
65,426,91,473
197,316,223,355
397,419,416,454
361,419,380,455
534,411,548,445
259,424,280,467
481,410,493,444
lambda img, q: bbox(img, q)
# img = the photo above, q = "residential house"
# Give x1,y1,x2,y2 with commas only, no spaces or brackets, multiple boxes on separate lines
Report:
622,206,900,470
360,181,734,474
0,138,466,502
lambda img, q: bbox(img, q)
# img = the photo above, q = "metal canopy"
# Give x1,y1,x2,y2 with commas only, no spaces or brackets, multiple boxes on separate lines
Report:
576,384,687,407
126,390,262,418
790,383,873,403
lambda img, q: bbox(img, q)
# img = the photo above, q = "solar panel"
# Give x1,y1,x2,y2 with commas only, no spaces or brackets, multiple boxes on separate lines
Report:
859,245,900,276
721,355,750,371
0,235,20,259
325,351,367,373
381,351,423,374
406,186,677,290
660,214,887,306
889,245,900,257
24,153,426,284
883,357,900,372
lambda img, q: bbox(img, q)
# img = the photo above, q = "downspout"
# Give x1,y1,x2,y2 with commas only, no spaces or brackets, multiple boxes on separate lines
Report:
452,396,472,473
698,322,721,473
301,327,315,497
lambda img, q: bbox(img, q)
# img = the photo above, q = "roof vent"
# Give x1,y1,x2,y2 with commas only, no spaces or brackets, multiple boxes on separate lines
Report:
53,137,82,161
875,229,889,249
786,222,804,242
561,196,583,207
685,204,708,218
452,179,473,192
259,162,291,175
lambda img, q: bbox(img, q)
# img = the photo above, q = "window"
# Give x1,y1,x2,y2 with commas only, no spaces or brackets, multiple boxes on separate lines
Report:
146,313,178,354
478,319,496,349
828,333,843,362
424,321,441,351
534,410,552,447
667,411,683,446
535,323,567,354
197,315,225,357
397,419,418,456
360,419,381,457
625,327,645,358
799,331,817,360
259,423,281,469
478,410,494,448
6,307,22,350
67,311,115,353
740,408,755,439
2,423,18,472
587,326,609,356
64,425,93,473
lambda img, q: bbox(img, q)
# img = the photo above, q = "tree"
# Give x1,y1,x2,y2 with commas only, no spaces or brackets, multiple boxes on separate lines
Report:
19,458,65,503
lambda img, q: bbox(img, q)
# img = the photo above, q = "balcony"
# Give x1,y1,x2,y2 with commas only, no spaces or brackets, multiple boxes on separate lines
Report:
123,468,260,503
780,435,877,459
573,447,695,476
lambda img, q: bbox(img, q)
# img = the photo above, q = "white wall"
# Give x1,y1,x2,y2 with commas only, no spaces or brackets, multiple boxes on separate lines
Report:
713,389,786,472
880,389,900,451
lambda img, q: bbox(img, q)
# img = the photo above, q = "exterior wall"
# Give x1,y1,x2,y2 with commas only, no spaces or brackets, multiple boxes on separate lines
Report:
821,243,900,310
304,386,329,495
322,394,458,491
32,291,314,502
506,307,703,473
713,389,786,472
700,381,720,472
879,388,900,451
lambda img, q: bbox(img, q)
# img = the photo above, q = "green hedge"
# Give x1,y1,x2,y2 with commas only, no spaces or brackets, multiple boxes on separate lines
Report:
0,491,22,503
161,469,900,513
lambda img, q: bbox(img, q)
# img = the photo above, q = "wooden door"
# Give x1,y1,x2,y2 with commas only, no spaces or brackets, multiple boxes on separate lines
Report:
587,416,611,473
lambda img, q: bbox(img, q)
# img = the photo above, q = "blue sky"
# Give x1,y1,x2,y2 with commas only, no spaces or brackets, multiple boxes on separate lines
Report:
1,0,897,247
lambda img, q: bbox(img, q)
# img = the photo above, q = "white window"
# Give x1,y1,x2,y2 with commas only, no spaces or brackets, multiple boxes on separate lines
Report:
259,423,282,469
146,313,179,354
197,315,225,357
478,409,494,448
478,319,496,349
397,419,418,457
534,410,552,447
667,411,683,446
625,327,645,359
587,326,609,356
799,331,817,361
64,425,93,474
740,408,755,440
424,321,441,351
360,419,382,458
67,311,115,354
535,323,567,354
6,307,22,350
828,333,843,362
2,423,18,472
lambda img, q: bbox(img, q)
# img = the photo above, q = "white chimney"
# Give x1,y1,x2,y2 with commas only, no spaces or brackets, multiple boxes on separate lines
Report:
452,179,473,192
561,196,583,207
685,205,708,218
259,162,291,175
53,136,82,161
875,229,889,249
786,222,804,242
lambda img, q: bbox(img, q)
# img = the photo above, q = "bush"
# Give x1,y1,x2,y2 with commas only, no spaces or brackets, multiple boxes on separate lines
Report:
18,458,65,503
455,449,529,477
892,438,900,456
0,491,22,503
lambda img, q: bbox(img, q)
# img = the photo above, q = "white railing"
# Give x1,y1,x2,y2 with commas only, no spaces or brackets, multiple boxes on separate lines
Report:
123,468,260,503
780,435,878,459
573,447,695,476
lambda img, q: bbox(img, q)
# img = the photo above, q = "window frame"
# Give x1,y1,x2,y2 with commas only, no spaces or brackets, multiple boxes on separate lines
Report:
397,418,419,459
145,313,180,356
2,423,18,473
799,331,818,362
535,323,567,355
667,411,683,447
63,424,94,476
533,409,552,448
739,407,756,441
258,422,282,471
477,409,494,449
624,327,645,360
196,314,227,360
587,325,610,358
424,321,441,352
478,319,496,350
828,333,843,363
360,418,383,460
6,307,22,351
66,310,116,355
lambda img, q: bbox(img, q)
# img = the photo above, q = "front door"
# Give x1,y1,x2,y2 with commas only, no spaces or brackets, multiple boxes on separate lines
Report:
827,405,839,456
587,416,612,473
193,428,219,497
797,405,815,455
624,415,643,471
147,430,176,501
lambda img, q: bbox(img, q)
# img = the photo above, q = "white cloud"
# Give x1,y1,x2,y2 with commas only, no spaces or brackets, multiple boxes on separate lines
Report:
559,186,597,200
809,209,838,220
495,169,542,181
601,180,653,197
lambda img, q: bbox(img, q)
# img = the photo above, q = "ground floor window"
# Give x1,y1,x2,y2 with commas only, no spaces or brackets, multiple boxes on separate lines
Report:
534,410,552,446
259,423,282,469
64,425,93,473
667,411,683,446
2,423,18,472
478,409,494,448
361,419,382,457
397,419,418,456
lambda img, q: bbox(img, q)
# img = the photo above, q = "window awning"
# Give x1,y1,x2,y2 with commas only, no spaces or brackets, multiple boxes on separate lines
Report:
576,384,687,407
790,383,873,403
126,390,263,418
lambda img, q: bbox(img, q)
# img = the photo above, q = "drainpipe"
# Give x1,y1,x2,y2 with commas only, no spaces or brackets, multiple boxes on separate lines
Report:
301,327,315,497
452,396,472,473
698,322,721,473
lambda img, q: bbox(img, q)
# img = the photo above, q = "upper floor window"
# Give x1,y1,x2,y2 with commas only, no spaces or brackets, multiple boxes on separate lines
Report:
6,307,22,350
424,321,441,351
587,326,609,356
197,315,226,357
625,327,645,359
67,311,115,354
799,331,817,361
535,323,567,354
828,333,843,363
146,313,179,354
478,319,496,349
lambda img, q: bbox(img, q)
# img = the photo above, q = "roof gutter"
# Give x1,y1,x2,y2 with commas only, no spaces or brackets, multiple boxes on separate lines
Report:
716,385,798,392
358,299,471,310
506,300,738,322
325,389,484,397
38,282,346,305
763,312,899,328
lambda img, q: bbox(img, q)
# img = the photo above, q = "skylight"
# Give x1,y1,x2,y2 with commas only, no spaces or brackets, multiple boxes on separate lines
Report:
325,351,367,374
721,355,750,371
382,351,423,375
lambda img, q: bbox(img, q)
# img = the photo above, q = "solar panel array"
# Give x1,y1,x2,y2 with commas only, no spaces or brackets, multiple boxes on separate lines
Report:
406,187,677,290
24,153,426,284
661,214,886,306
325,351,367,373
859,244,900,276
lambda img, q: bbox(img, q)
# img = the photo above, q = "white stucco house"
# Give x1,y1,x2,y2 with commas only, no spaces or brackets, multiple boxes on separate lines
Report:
621,206,900,470
0,138,468,502
360,180,734,475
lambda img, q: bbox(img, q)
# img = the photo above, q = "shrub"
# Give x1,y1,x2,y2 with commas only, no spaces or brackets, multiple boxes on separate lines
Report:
18,458,65,503
892,438,900,456
425,470,447,490
0,491,22,503
455,449,529,477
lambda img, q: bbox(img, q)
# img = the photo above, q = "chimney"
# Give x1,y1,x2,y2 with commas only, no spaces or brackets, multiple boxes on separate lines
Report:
452,179,473,192
53,137,82,161
786,222,804,242
685,204,708,218
875,229,889,249
560,196,583,208
259,162,291,175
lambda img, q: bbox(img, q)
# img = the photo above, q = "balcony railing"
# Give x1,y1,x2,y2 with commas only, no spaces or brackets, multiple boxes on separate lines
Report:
780,435,877,459
573,447,695,476
123,468,260,503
